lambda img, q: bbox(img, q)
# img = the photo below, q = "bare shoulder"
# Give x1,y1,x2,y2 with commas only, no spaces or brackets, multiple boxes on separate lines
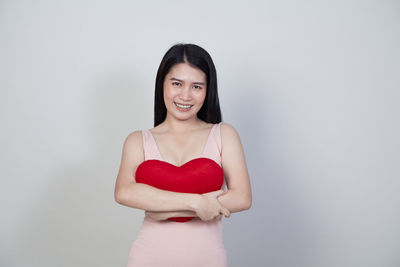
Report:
220,122,241,141
220,122,236,132
220,122,245,156
122,130,144,160
124,130,143,146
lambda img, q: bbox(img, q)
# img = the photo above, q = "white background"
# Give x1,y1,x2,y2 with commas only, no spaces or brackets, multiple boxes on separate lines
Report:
1,0,399,266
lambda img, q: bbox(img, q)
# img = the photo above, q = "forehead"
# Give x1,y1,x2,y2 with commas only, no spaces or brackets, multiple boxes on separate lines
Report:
166,63,206,82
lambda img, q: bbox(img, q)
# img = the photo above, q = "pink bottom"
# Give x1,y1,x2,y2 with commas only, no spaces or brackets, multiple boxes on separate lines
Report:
127,215,227,267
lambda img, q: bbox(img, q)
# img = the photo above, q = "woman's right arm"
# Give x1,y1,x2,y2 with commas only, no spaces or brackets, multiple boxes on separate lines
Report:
114,131,200,212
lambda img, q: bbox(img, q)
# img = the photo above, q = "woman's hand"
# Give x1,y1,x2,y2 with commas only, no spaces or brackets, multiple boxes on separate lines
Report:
193,189,231,221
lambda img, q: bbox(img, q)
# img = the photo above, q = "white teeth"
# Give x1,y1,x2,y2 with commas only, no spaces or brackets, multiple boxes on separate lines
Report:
175,102,192,109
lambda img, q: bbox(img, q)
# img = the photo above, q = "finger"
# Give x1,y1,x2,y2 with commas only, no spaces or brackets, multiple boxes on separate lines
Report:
220,206,230,218
203,189,223,198
214,189,226,197
205,188,228,198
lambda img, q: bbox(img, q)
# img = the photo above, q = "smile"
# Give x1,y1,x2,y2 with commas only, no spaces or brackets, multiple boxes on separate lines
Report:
174,102,193,109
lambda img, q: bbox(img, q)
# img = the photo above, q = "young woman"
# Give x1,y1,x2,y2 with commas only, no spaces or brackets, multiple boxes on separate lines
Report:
114,43,252,266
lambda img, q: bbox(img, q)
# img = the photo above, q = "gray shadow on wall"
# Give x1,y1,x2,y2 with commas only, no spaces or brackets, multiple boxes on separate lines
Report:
221,86,319,267
16,71,149,267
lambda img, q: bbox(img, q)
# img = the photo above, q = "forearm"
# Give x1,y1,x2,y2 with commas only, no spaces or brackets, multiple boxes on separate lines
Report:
147,210,198,219
163,211,197,217
216,188,251,213
115,182,199,212
147,188,250,220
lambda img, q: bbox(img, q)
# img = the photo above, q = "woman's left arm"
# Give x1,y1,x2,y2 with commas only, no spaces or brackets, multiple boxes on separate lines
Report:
216,122,252,213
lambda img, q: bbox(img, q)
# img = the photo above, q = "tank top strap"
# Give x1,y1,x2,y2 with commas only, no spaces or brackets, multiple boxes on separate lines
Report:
202,122,223,166
141,130,163,161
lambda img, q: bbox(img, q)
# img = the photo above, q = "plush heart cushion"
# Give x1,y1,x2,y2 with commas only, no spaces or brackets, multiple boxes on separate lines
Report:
135,157,224,222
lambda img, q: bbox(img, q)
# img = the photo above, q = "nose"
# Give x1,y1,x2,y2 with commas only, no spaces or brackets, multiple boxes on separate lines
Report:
179,86,192,101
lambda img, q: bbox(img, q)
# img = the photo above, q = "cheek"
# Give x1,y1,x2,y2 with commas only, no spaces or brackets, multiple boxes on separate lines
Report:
197,89,207,101
163,86,174,100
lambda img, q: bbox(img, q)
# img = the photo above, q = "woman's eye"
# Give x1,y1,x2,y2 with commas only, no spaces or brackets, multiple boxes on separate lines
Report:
172,82,181,86
193,85,202,89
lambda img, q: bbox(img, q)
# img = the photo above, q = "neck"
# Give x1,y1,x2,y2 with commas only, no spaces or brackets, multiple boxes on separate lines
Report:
163,113,204,133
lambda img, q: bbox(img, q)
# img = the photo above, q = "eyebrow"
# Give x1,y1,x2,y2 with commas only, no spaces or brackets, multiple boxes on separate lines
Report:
170,77,205,85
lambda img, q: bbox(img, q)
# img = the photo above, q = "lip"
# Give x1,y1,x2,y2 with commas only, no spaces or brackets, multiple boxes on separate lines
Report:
174,101,193,112
174,102,193,106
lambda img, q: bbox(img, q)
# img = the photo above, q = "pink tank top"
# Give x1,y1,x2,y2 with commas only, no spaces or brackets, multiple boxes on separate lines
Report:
142,122,223,167
142,122,227,194
126,122,227,267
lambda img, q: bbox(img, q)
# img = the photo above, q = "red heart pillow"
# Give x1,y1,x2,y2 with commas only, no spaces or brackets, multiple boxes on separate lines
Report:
135,157,224,222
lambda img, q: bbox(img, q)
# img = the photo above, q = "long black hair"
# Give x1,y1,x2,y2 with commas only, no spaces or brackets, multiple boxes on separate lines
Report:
154,43,222,127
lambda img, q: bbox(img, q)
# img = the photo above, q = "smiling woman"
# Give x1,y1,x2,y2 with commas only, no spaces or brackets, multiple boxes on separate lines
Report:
114,43,252,267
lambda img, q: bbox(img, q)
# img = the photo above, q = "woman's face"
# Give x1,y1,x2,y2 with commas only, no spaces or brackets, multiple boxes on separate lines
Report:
163,62,207,121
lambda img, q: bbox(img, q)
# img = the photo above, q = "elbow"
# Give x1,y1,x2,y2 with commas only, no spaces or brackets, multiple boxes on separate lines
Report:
242,196,252,211
114,188,125,205
225,189,252,212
